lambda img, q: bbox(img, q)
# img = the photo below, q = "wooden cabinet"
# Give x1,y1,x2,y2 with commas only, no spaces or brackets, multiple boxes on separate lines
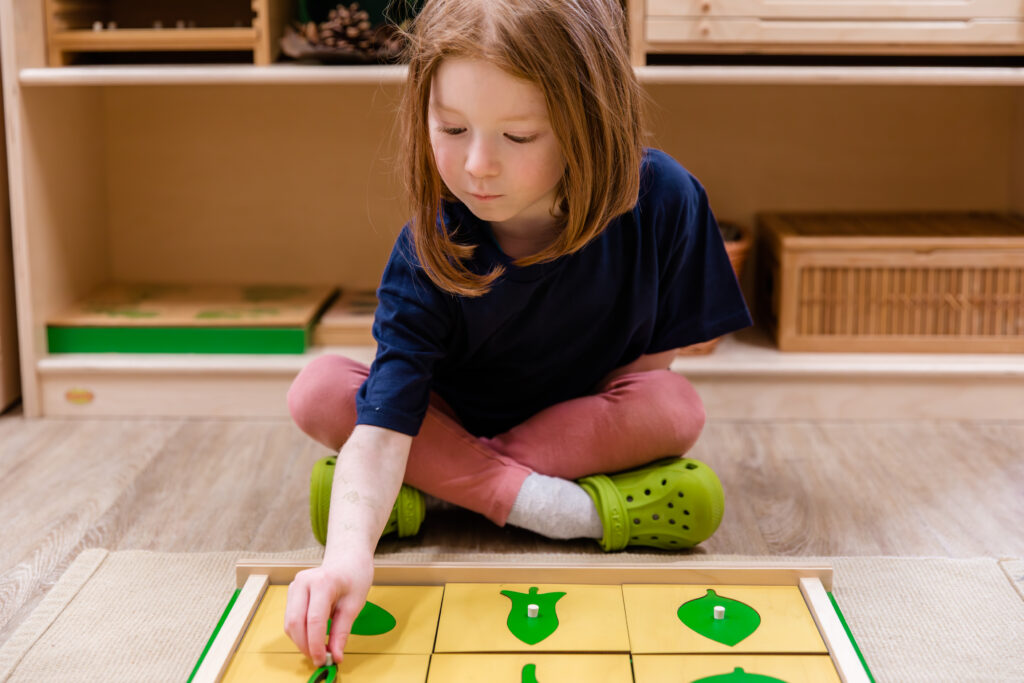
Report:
633,0,1024,58
0,43,20,412
1,0,1022,419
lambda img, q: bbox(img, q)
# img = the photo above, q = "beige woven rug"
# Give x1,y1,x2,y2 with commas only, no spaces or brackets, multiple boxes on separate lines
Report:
1,549,1022,682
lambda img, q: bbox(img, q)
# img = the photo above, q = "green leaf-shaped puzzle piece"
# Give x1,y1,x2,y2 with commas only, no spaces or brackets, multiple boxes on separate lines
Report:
691,667,789,683
677,589,761,646
500,586,566,645
521,663,539,683
350,600,397,636
305,663,337,683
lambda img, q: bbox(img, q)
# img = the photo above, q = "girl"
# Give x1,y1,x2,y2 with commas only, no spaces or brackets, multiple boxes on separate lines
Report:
284,0,751,666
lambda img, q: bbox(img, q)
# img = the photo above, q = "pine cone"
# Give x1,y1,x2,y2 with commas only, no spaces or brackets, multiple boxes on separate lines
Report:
286,2,407,61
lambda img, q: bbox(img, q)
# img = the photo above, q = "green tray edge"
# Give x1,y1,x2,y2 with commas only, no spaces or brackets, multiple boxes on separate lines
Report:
828,590,875,682
188,588,241,683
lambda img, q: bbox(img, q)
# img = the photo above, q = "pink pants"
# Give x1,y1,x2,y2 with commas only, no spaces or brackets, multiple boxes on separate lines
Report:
287,356,705,526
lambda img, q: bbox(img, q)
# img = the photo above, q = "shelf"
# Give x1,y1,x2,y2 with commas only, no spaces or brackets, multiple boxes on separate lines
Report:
34,330,1024,419
50,27,258,53
17,64,1024,87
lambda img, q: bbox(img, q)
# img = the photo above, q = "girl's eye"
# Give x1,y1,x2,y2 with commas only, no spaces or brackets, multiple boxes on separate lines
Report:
505,134,538,144
439,126,465,135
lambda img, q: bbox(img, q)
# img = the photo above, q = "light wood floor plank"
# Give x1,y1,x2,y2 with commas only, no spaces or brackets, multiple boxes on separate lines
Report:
1,413,1022,647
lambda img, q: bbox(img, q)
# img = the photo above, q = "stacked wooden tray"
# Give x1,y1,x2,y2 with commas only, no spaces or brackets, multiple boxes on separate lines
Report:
47,283,337,354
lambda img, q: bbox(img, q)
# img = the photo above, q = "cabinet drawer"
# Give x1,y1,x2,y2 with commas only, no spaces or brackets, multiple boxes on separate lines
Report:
647,0,1024,20
646,17,1024,48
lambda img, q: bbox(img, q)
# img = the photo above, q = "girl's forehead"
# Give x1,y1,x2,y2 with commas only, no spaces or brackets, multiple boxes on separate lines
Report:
429,57,548,120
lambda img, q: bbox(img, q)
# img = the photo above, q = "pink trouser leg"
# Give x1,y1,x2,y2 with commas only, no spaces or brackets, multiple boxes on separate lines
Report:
287,356,705,526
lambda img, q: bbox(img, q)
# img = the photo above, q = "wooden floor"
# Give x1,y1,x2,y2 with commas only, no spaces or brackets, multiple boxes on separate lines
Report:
1,410,1022,647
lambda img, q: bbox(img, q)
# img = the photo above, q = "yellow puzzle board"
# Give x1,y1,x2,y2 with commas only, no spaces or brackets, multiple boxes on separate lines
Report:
632,654,842,683
194,563,870,683
623,584,827,654
427,654,634,682
237,585,443,655
434,583,631,653
222,653,430,682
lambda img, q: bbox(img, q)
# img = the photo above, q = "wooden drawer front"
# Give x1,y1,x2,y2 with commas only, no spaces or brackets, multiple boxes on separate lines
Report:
647,0,1024,20
646,17,1024,47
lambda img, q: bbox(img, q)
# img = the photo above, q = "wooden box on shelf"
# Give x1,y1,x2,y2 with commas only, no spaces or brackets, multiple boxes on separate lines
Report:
312,288,377,347
756,212,1024,353
43,0,296,65
627,0,1024,63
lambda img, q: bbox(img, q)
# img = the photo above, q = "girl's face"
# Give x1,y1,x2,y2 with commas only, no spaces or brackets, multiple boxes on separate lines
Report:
428,57,566,238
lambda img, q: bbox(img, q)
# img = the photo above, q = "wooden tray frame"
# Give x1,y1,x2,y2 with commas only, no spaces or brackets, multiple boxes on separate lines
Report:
191,560,871,683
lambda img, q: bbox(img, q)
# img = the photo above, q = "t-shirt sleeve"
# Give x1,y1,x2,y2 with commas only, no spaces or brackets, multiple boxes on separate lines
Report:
645,154,753,352
356,226,452,436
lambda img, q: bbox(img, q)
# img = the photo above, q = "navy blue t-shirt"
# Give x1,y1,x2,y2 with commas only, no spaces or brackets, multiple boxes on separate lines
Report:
356,148,751,438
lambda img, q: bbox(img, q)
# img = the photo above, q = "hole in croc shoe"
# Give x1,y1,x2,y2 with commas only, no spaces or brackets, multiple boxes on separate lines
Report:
670,540,677,544
683,525,689,530
661,479,667,486
684,510,690,515
626,495,633,502
667,502,674,508
632,536,639,540
686,463,698,469
633,518,641,524
669,519,675,524
652,514,659,520
677,492,684,498
644,489,651,496
651,536,658,540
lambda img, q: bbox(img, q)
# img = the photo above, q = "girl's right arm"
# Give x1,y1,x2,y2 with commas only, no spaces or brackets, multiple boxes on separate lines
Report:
283,424,413,667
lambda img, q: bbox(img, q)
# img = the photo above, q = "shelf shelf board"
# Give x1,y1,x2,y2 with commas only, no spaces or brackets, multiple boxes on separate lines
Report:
34,330,1023,418
36,329,1024,378
51,27,258,52
18,64,1024,87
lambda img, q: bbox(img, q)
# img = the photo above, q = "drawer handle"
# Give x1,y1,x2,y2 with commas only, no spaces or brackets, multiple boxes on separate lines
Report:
700,0,711,12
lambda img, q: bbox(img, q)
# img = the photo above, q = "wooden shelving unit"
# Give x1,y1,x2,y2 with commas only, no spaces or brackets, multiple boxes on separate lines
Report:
43,0,294,65
1,0,1022,419
0,38,20,412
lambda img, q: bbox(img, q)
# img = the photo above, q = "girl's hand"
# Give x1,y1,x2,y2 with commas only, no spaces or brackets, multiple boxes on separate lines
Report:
284,553,375,667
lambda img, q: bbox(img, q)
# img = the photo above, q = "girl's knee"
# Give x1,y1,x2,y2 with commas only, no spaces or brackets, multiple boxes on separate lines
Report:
287,355,365,445
650,371,706,451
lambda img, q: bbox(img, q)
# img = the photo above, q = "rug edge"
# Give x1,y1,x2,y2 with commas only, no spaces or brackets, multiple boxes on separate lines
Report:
0,548,110,681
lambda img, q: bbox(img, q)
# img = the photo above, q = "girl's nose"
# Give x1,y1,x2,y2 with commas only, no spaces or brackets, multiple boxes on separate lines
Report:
464,136,499,178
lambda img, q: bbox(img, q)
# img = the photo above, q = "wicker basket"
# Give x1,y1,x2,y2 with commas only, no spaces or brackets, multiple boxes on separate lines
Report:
757,212,1024,352
677,222,752,355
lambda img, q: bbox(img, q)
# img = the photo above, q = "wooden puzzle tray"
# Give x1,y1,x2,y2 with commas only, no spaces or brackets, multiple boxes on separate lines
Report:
189,561,873,683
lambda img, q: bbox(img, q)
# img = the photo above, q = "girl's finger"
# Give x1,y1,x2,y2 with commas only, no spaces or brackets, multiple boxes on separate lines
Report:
284,579,311,658
305,582,334,667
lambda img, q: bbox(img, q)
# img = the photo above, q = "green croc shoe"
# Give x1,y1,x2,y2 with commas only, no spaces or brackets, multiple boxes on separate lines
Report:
310,455,425,546
578,457,724,552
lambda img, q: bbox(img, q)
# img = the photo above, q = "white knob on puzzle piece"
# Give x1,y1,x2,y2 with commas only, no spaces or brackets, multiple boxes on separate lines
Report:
527,604,539,618
714,605,725,620
325,653,333,667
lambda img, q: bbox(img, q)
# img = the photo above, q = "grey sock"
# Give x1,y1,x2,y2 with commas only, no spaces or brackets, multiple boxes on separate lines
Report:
505,472,604,540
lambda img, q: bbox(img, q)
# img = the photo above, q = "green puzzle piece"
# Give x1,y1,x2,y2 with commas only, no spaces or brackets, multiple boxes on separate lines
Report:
677,589,761,646
306,663,337,683
500,586,566,645
521,663,539,683
350,600,397,636
692,667,789,683
326,600,397,638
